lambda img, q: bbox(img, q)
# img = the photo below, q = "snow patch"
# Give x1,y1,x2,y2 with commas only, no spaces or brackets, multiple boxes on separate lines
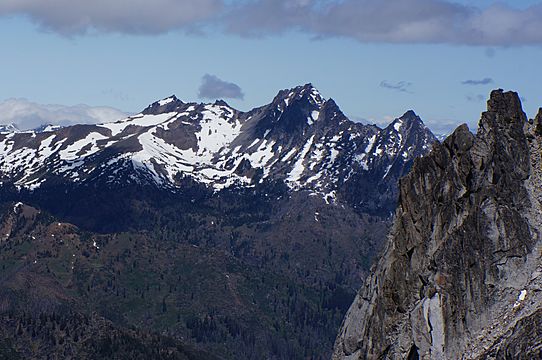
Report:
100,112,176,136
323,191,337,205
13,202,23,212
513,289,527,308
365,135,377,153
58,132,108,161
281,147,298,162
308,110,319,125
329,148,339,165
159,97,175,106
393,120,402,132
287,135,314,185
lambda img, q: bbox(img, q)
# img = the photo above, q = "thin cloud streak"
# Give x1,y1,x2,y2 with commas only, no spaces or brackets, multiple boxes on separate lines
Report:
462,78,494,85
380,81,413,93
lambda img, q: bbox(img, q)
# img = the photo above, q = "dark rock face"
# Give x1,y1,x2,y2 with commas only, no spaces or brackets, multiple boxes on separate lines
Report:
534,107,542,135
481,309,542,359
333,90,542,359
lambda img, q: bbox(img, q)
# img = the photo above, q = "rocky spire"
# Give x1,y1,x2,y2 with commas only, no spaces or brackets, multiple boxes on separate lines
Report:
333,90,542,359
487,89,525,118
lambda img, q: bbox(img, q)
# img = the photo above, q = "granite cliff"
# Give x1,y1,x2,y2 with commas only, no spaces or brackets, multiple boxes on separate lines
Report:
333,90,542,359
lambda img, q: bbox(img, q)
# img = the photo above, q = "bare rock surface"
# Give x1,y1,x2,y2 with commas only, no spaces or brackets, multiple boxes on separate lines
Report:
333,90,542,359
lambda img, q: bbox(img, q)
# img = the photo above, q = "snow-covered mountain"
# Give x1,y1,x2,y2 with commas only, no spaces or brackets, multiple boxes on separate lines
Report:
0,84,436,213
0,123,19,134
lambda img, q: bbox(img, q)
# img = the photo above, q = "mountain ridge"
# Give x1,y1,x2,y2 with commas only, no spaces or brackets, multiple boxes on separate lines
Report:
0,84,436,216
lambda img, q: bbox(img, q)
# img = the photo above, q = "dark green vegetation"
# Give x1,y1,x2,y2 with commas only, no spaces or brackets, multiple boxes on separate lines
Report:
0,311,220,360
0,182,389,359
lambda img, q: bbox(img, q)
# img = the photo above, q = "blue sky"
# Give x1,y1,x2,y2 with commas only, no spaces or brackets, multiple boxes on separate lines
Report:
1,0,542,133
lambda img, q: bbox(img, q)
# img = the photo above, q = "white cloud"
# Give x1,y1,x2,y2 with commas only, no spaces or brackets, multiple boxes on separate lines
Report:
1,1,542,45
0,0,222,35
198,74,245,100
224,0,542,46
0,98,128,130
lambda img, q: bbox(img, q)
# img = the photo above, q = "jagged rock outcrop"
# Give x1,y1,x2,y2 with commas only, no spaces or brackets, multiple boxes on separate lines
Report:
333,90,542,359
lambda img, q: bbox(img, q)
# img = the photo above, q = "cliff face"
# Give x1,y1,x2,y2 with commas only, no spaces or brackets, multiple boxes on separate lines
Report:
333,90,542,359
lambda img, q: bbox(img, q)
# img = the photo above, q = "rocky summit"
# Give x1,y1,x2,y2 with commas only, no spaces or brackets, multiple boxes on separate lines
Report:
0,84,436,359
333,90,542,359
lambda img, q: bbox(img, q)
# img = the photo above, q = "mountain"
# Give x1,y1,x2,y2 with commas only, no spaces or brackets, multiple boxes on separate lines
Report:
0,123,18,134
0,84,434,215
333,90,542,359
0,84,436,359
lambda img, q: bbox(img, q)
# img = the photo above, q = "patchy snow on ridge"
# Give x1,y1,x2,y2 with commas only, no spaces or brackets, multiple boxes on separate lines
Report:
58,132,108,161
196,105,242,160
287,135,315,186
100,112,177,136
0,88,437,197
393,119,403,132
158,97,175,106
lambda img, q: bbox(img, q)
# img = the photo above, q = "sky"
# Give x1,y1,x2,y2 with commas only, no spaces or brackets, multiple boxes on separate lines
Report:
1,0,542,133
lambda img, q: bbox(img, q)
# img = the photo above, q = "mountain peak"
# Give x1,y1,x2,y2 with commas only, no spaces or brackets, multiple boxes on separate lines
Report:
273,83,325,109
142,95,184,115
213,99,230,107
158,95,178,106
0,123,19,133
401,110,418,119
478,89,528,142
487,89,525,120
387,110,425,134
292,82,318,94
